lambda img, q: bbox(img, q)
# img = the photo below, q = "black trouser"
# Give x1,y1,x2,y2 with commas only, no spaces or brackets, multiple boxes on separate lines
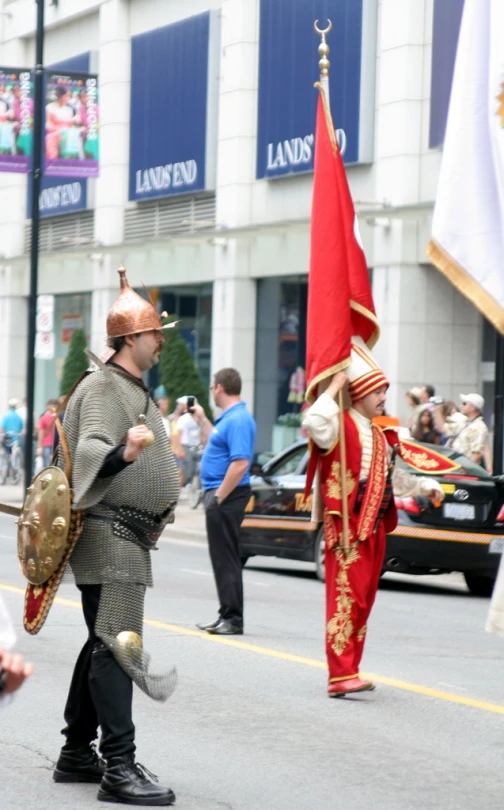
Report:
61,584,135,761
203,485,250,626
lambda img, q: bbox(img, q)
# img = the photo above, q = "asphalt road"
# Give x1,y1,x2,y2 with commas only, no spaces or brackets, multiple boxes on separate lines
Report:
1,512,503,810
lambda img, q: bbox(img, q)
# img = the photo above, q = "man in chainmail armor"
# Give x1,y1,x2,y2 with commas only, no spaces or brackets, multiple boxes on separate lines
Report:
53,267,180,806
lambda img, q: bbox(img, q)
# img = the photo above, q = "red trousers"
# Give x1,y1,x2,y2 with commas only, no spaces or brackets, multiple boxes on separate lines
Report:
325,523,386,683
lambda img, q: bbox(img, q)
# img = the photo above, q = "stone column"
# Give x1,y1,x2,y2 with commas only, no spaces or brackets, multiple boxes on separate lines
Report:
0,264,28,408
210,0,260,411
89,254,119,356
94,0,131,246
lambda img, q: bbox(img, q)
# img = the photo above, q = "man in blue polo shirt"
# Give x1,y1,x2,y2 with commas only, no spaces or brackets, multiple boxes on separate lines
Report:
192,367,256,635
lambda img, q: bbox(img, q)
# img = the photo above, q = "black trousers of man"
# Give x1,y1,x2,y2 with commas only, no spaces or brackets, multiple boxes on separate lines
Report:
203,485,251,627
61,584,135,760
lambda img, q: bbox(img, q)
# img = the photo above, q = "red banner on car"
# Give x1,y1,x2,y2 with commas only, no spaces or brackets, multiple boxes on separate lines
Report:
398,440,461,475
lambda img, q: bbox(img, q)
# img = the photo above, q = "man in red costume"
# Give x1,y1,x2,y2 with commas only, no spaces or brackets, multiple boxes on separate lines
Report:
303,337,444,698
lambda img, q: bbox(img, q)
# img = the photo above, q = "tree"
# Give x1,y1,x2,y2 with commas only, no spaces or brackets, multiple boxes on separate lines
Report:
60,328,88,396
158,319,211,418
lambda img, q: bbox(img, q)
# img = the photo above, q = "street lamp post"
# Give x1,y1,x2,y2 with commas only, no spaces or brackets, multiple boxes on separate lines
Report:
24,0,45,488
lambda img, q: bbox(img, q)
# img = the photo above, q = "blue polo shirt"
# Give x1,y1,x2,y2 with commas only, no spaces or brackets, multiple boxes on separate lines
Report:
200,401,256,491
1,410,23,435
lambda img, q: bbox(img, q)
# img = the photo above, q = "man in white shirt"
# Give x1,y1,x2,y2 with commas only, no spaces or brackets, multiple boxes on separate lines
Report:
303,337,443,698
176,396,202,485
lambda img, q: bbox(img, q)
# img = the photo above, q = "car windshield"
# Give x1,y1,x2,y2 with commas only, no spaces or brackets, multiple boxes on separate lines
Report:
266,444,308,477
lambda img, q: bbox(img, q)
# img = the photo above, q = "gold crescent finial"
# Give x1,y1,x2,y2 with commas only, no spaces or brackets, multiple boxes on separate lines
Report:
314,19,332,36
314,19,332,78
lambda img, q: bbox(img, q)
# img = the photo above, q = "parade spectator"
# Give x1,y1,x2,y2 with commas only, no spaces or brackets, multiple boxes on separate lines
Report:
441,393,489,468
156,395,183,460
193,368,256,636
176,396,202,485
0,399,23,441
156,395,171,437
419,384,436,412
432,401,463,445
37,398,58,468
413,409,441,445
405,387,422,431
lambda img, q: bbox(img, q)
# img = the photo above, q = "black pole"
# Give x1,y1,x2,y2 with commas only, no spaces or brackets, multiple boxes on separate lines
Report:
24,0,45,489
493,331,504,476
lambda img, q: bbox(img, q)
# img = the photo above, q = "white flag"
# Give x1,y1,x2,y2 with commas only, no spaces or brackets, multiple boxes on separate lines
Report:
427,0,504,334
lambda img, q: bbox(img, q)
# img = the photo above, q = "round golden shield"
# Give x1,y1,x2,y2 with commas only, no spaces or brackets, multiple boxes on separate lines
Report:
17,466,72,585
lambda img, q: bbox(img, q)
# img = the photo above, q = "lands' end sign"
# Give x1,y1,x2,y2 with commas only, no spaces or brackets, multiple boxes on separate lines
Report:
129,13,218,202
257,0,377,180
265,130,348,172
134,161,198,195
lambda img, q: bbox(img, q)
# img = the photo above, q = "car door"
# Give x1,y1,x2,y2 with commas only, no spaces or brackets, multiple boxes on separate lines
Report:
241,442,318,555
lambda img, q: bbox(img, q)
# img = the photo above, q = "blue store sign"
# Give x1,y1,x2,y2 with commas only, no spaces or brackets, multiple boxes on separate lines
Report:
129,12,217,202
429,0,465,149
27,52,90,218
256,0,377,179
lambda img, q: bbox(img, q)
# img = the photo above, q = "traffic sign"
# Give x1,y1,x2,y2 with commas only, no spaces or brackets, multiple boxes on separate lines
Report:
35,331,55,360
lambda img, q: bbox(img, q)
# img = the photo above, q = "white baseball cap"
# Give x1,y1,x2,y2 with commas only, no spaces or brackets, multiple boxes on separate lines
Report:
176,395,197,405
460,393,484,412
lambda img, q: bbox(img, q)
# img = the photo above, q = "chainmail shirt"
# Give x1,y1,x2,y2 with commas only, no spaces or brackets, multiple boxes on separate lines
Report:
59,368,180,585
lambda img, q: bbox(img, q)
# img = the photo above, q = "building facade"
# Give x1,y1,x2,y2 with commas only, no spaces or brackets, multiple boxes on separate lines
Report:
0,0,494,451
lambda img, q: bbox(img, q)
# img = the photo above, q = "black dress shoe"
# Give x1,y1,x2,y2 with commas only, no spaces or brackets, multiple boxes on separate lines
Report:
206,619,243,635
53,742,106,783
97,756,175,806
196,618,220,631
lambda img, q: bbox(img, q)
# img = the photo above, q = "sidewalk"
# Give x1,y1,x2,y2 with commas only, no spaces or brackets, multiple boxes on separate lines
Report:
0,483,207,540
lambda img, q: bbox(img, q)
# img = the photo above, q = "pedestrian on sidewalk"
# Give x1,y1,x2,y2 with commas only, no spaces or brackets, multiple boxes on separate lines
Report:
52,267,179,806
192,368,256,636
176,397,202,486
37,398,58,468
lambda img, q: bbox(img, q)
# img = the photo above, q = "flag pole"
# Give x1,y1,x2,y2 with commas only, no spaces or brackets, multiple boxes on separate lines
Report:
314,19,350,553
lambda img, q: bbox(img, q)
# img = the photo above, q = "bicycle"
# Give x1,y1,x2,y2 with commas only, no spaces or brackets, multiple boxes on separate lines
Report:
0,432,22,485
186,447,203,510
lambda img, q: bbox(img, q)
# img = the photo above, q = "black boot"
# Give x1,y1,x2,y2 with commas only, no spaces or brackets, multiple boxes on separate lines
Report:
53,741,106,783
97,756,176,806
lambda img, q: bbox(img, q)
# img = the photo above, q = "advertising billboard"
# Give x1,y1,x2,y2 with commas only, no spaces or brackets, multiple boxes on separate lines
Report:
44,70,99,178
0,67,33,173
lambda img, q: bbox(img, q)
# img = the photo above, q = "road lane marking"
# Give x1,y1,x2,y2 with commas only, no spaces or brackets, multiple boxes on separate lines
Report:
2,581,503,716
180,568,212,576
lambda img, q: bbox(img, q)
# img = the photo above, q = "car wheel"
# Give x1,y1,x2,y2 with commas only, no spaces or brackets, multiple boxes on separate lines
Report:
463,573,496,597
314,527,325,583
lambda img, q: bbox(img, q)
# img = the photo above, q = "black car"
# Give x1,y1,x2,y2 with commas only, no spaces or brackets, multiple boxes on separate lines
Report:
239,439,504,596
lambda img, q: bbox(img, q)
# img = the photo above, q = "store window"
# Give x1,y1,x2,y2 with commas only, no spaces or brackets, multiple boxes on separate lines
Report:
35,292,92,418
254,277,307,453
147,283,212,393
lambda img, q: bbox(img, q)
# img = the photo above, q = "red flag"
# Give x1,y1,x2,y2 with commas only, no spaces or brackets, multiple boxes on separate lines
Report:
305,86,379,404
333,121,379,348
305,89,352,403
